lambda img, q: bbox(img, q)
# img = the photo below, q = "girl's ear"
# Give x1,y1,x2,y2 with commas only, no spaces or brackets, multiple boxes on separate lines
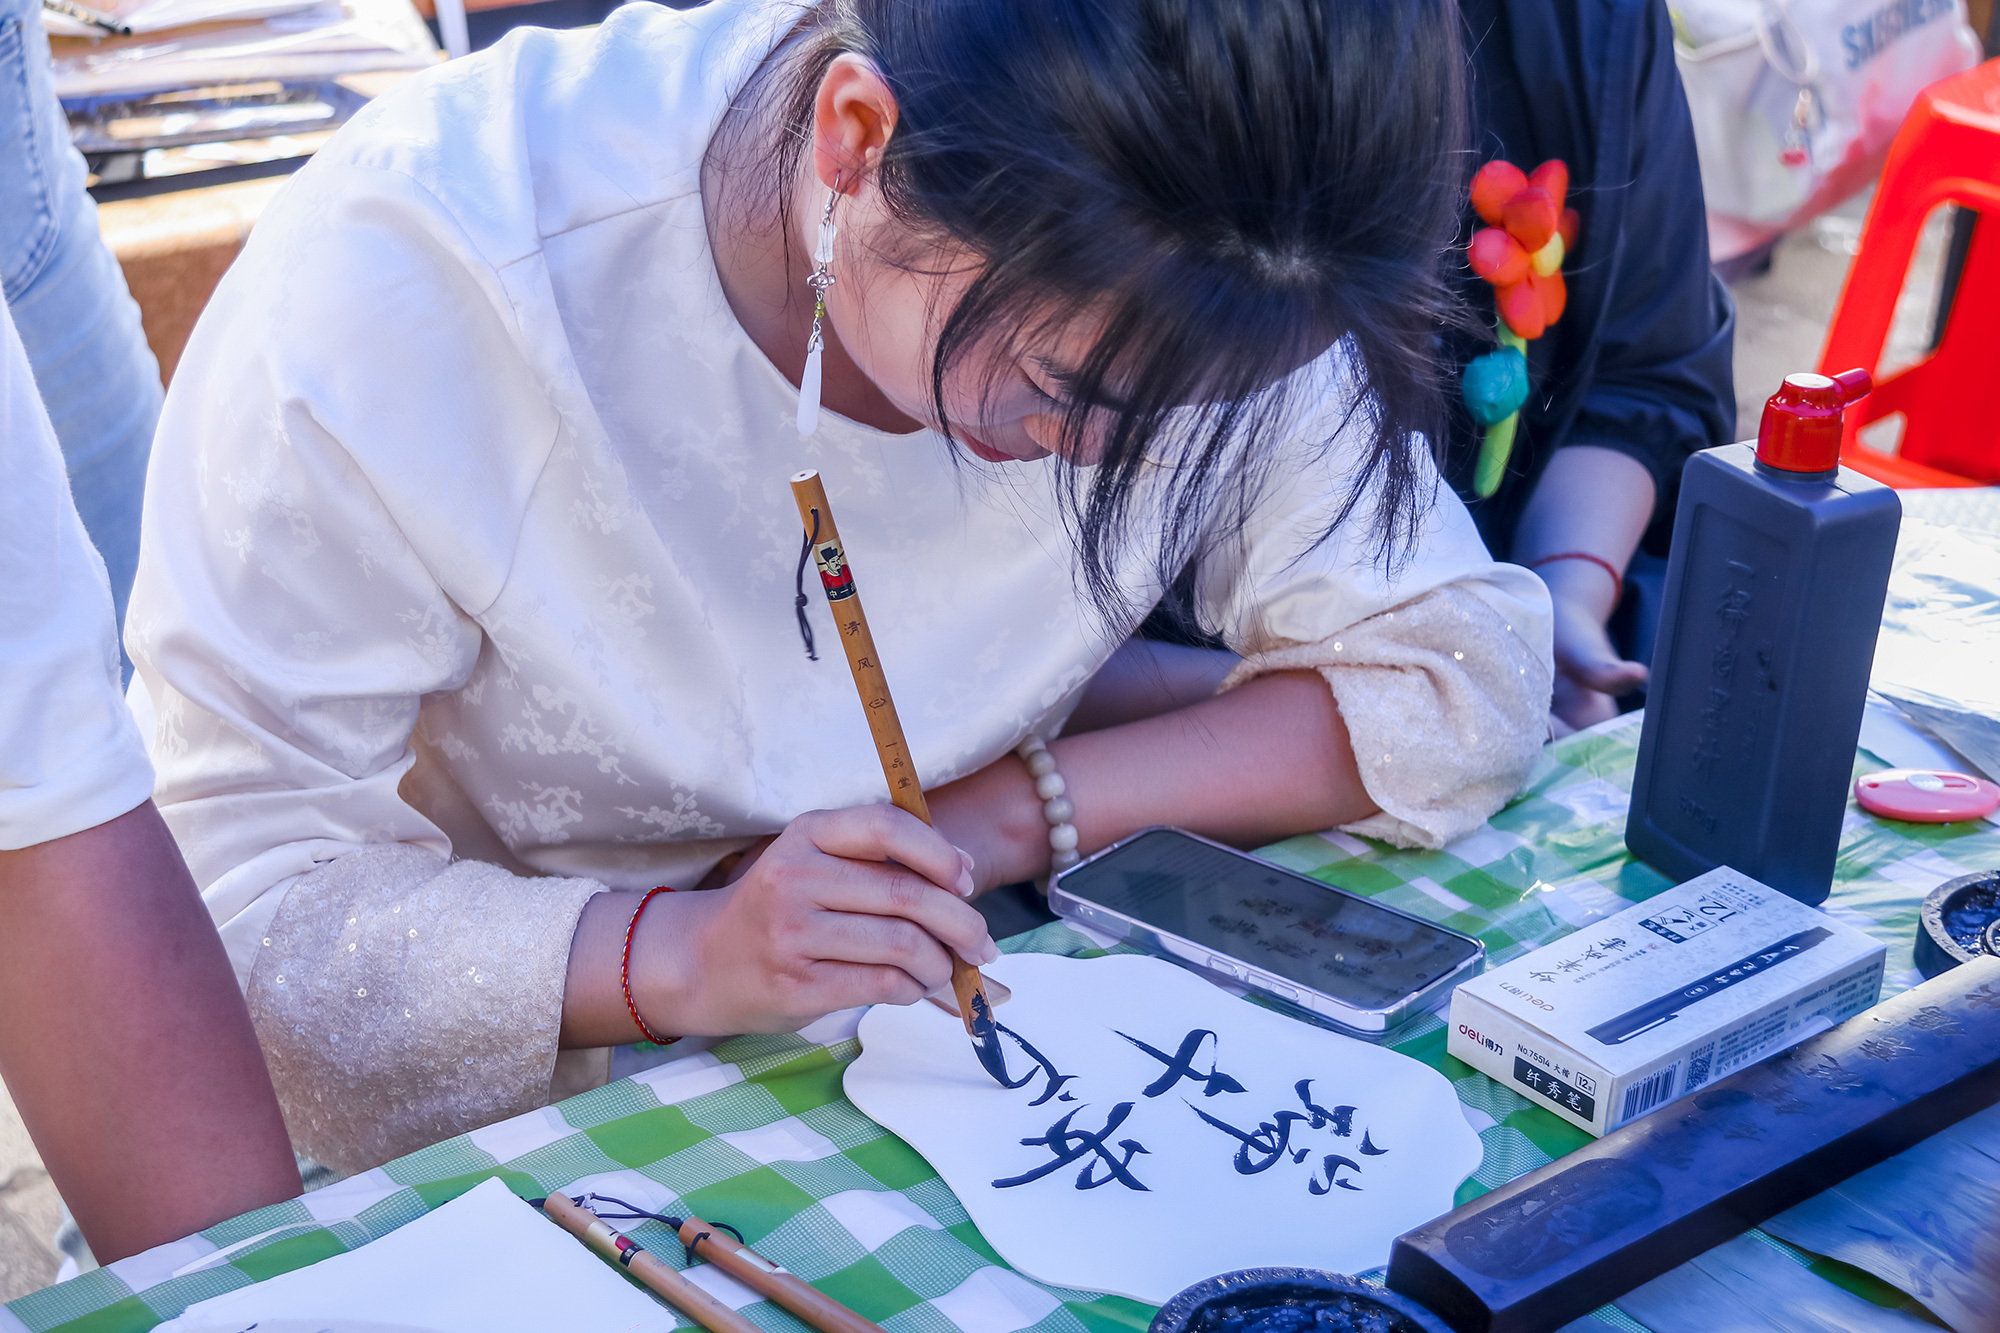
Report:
811,53,898,193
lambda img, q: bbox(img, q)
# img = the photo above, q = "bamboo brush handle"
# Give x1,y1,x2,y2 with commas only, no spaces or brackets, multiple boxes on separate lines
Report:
678,1213,886,1333
539,1193,760,1333
788,469,993,1027
789,470,930,824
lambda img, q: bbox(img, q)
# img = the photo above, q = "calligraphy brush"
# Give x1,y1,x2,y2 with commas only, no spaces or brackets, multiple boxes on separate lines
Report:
536,1192,760,1333
572,1193,890,1333
789,468,1012,1087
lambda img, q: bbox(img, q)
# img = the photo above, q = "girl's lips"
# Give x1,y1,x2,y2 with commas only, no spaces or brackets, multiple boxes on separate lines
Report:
959,430,1019,463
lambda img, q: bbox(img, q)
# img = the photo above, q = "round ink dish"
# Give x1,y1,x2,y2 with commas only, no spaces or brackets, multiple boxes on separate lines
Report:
1916,871,2000,978
1150,1269,1449,1333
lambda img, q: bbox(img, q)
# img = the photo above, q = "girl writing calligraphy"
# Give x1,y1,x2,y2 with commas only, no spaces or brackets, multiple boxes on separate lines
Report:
130,0,1553,1172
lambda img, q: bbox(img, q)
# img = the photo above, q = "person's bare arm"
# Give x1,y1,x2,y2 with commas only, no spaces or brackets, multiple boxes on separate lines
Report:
1064,638,1241,734
560,669,1361,1043
1511,445,1656,731
0,802,299,1263
931,669,1375,891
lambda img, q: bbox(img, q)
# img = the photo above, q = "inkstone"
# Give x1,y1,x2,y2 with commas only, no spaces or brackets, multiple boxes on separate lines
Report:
1387,956,2000,1333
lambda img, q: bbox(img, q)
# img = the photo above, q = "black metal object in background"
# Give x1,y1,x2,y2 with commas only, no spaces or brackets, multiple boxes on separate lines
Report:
78,78,370,202
88,152,309,202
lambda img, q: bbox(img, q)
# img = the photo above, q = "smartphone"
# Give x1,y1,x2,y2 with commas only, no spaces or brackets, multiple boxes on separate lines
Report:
1047,827,1485,1040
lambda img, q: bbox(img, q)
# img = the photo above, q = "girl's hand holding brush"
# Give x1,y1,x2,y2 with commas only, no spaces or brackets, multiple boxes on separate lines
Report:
559,804,997,1045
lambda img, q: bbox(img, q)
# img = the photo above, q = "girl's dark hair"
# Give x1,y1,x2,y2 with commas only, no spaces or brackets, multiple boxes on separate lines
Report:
774,0,1468,630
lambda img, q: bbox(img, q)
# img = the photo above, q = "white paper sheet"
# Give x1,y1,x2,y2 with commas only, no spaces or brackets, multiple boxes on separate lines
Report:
1858,695,1980,777
154,1178,680,1333
1871,517,2000,781
844,953,1482,1304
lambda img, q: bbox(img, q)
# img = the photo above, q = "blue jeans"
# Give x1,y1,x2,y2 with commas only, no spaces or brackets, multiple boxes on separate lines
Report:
0,0,161,650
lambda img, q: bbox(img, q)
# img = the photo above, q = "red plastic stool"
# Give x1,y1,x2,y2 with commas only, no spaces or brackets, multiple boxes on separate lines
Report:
1819,58,2000,488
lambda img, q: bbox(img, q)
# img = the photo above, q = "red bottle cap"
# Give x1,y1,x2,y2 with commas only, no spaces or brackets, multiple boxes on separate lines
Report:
1756,368,1872,473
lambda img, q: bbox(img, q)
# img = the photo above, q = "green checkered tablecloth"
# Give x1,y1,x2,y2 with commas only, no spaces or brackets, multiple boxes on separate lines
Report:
9,710,1996,1333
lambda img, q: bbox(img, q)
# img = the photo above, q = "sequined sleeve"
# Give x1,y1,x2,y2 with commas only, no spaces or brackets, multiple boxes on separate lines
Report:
247,843,605,1174
1218,583,1551,850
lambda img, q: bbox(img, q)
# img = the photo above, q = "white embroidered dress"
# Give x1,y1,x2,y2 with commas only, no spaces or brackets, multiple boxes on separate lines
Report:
128,0,1554,1172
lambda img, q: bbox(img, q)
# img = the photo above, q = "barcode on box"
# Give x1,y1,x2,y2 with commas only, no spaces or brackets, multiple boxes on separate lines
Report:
1621,1064,1681,1122
1685,1042,1716,1091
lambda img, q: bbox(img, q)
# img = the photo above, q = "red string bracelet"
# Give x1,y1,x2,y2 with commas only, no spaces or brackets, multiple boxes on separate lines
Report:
621,886,680,1048
1527,550,1623,595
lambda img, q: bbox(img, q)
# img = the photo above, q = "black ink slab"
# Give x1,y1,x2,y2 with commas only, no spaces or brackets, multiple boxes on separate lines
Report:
1385,955,2000,1333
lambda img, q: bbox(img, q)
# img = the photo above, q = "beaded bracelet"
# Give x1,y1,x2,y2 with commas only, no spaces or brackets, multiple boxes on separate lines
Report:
1015,735,1081,874
621,886,681,1048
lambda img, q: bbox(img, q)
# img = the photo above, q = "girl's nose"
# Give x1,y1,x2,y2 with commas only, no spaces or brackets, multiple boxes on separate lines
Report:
1022,414,1065,453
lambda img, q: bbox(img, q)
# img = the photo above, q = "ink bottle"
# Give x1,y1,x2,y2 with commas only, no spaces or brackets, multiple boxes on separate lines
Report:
1626,370,1901,905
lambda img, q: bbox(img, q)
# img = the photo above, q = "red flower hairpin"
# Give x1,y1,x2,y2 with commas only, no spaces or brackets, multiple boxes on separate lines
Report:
1461,159,1581,496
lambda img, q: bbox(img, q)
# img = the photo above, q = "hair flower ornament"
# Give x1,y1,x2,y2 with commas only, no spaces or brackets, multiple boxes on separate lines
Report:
1462,158,1581,497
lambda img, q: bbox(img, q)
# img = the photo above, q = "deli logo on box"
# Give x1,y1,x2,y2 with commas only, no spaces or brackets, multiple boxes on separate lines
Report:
1457,1023,1502,1055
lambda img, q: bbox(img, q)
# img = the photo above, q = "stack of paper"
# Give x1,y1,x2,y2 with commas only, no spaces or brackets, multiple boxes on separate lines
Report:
46,0,436,102
43,0,323,38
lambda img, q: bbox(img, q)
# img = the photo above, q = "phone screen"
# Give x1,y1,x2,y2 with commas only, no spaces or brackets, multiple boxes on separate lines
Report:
1058,829,1480,1010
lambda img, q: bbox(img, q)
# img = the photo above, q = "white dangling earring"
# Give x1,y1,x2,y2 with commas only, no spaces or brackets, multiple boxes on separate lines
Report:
796,185,841,437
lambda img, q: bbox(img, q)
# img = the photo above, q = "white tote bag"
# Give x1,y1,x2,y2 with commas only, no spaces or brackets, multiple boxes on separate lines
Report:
1673,0,1981,261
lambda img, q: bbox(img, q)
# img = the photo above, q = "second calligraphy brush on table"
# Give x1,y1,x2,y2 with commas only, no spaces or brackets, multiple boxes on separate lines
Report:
540,1192,890,1333
788,468,1013,1086
676,1208,886,1333
538,1192,760,1333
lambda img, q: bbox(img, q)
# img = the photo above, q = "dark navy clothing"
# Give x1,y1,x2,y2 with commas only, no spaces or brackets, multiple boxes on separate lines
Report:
1448,0,1737,558
1142,0,1734,659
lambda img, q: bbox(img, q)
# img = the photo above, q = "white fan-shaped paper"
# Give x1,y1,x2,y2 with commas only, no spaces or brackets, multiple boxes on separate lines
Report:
845,953,1481,1304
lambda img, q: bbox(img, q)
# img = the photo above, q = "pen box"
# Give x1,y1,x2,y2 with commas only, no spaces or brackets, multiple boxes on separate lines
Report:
1445,866,1886,1136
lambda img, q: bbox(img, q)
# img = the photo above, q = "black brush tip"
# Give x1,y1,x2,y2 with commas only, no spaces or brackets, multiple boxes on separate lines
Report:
967,990,1012,1086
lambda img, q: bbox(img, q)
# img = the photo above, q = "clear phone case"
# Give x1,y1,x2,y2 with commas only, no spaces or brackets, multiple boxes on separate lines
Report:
1048,826,1484,1042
